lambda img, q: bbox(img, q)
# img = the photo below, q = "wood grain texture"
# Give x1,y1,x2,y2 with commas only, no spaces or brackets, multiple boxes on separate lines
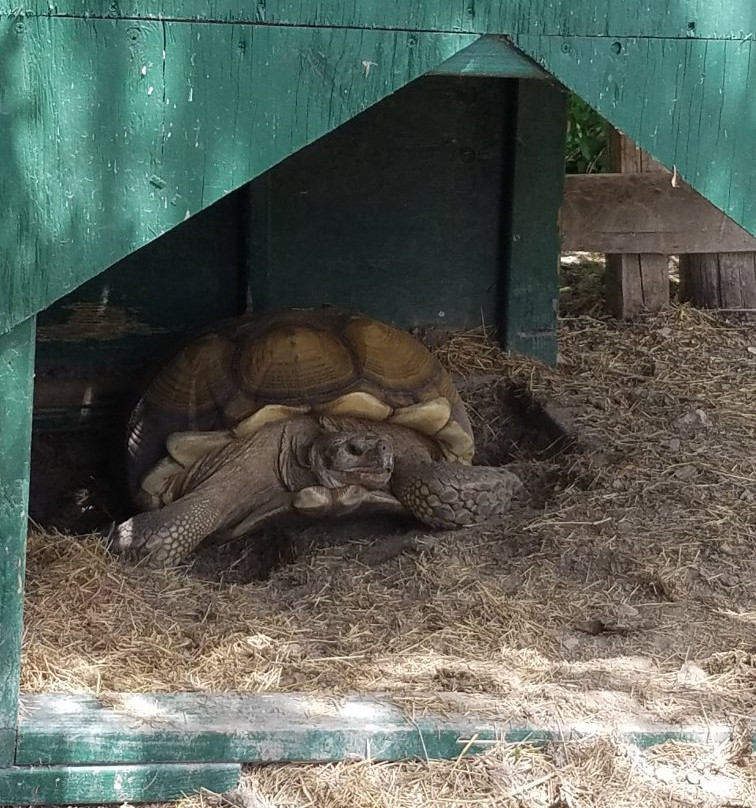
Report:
593,132,756,317
602,130,669,317
0,762,240,805
562,174,756,254
16,693,755,767
606,253,669,319
0,317,35,766
606,254,642,318
514,35,756,242
0,16,475,336
608,128,666,174
718,253,756,309
17,692,501,765
501,79,567,364
681,254,721,307
1,1,752,39
680,252,756,309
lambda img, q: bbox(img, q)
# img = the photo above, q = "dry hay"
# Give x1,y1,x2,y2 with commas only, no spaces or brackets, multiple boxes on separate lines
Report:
173,735,756,808
22,301,756,806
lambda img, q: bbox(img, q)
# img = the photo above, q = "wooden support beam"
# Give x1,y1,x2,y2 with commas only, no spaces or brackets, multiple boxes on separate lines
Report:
501,79,567,364
560,174,756,254
605,129,668,318
0,763,240,805
511,34,756,243
18,693,754,768
0,317,35,766
680,252,756,309
605,253,669,320
17,693,500,766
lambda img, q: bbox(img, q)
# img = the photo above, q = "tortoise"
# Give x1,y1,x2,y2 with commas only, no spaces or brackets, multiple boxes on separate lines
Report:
110,308,524,566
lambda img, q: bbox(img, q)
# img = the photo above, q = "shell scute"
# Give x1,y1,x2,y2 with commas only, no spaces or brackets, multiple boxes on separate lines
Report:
234,321,359,403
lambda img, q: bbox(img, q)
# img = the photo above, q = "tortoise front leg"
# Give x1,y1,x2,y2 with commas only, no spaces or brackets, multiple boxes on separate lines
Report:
112,417,322,566
111,488,300,566
390,460,524,529
108,493,225,566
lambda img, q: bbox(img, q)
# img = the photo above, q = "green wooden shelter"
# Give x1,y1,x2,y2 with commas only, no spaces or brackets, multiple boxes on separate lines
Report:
1,1,754,803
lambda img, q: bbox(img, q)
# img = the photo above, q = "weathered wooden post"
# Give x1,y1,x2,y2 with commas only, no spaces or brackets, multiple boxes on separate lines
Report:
604,129,670,318
680,253,756,310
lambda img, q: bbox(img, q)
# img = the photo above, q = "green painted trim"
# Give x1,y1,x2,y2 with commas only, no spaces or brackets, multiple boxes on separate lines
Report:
0,762,240,805
17,693,496,765
1,9,753,340
430,36,547,79
0,1,752,40
499,80,567,365
16,693,755,766
0,317,35,766
513,35,756,239
0,18,476,337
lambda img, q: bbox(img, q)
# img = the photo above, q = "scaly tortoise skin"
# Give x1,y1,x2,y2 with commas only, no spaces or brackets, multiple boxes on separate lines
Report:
111,309,523,566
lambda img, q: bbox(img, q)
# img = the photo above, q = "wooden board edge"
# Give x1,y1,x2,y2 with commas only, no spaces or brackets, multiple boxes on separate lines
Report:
500,79,567,365
0,762,240,806
16,692,755,766
0,317,36,766
561,174,756,254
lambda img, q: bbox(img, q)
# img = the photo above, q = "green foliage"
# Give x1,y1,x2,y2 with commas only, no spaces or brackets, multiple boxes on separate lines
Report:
565,94,608,174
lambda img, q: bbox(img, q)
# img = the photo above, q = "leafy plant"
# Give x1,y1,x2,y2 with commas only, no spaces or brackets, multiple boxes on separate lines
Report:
565,94,608,174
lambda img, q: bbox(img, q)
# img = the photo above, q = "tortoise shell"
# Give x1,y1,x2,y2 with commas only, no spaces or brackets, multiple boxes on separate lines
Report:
127,309,473,497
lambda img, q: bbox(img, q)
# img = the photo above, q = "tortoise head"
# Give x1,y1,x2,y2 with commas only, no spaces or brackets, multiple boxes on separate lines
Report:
308,421,394,491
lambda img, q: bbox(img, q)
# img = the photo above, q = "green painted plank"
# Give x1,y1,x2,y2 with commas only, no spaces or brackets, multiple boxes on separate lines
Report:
2,10,753,339
0,17,476,336
430,36,547,79
247,74,512,330
512,35,756,239
34,187,246,428
16,693,755,766
0,763,240,805
500,80,567,364
2,1,753,40
0,317,35,766
17,693,497,765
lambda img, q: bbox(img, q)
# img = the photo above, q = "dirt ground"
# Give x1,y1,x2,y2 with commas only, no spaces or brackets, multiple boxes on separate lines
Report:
23,260,756,807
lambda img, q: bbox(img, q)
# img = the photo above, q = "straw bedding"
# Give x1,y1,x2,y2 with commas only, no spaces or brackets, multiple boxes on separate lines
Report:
191,736,756,808
23,288,756,806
